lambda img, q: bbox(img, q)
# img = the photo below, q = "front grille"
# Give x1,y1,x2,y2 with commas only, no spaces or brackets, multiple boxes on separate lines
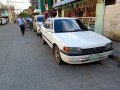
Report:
82,46,107,54
60,46,113,56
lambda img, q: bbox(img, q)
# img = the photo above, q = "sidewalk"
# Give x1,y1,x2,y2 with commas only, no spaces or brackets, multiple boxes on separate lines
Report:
111,41,120,62
113,42,120,56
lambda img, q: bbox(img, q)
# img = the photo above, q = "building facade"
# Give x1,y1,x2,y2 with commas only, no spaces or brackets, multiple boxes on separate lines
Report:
103,0,120,41
0,3,8,18
7,5,16,22
52,0,116,38
30,0,41,9
40,0,53,13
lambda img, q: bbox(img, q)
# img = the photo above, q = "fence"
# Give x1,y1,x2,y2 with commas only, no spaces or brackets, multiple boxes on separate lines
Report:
78,17,96,31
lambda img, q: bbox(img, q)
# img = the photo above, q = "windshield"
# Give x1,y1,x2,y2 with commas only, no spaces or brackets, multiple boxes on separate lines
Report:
54,19,88,33
37,16,44,22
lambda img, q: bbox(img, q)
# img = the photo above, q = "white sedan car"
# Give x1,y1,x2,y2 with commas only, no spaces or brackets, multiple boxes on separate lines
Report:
33,15,44,36
41,17,113,64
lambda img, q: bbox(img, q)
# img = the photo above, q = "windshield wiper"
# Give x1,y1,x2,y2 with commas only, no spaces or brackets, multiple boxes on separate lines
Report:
68,29,81,32
75,29,81,31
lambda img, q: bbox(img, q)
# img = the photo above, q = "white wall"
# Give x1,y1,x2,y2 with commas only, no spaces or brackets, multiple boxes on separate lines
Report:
103,1,120,41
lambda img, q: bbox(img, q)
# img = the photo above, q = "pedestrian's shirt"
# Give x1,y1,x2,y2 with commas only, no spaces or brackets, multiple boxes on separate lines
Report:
17,18,25,26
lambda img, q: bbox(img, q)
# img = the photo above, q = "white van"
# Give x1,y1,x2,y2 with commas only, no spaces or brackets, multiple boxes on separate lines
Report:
0,18,7,25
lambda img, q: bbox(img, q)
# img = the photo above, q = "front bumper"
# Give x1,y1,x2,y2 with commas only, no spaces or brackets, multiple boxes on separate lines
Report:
60,50,113,64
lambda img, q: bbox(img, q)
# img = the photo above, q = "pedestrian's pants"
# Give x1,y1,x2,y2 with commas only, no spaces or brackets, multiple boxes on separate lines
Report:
20,24,25,35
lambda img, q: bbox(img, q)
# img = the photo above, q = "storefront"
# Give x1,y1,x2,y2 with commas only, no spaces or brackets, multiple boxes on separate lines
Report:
53,0,116,36
53,0,97,31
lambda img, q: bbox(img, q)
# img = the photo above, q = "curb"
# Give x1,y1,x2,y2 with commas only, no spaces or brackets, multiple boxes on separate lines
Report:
109,55,120,63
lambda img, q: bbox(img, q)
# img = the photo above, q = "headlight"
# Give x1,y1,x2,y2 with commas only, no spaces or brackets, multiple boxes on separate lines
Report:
63,47,82,53
105,42,113,50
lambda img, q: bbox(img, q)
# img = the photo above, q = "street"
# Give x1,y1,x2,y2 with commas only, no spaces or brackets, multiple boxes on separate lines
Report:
0,23,120,90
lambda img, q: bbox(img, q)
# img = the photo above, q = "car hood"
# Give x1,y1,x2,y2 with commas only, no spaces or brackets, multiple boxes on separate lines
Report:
37,22,43,26
55,31,111,48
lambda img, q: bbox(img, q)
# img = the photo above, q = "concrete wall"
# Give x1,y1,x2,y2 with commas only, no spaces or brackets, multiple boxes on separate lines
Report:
103,0,120,42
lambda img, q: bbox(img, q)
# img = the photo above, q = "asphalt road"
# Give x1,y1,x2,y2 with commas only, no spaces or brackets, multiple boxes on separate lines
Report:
0,23,120,90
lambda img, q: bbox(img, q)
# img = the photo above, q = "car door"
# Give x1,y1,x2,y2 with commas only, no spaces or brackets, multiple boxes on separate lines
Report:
33,17,37,31
42,19,54,48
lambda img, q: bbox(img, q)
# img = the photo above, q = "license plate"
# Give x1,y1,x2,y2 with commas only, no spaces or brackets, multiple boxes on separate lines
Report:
89,54,100,60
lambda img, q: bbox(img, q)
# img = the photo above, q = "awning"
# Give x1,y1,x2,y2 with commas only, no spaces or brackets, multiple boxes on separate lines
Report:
52,0,81,8
52,1,66,8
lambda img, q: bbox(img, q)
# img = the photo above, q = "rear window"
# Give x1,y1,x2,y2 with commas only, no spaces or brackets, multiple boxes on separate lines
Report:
37,16,44,22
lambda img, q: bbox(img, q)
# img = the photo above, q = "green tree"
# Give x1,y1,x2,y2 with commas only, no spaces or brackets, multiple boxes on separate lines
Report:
40,0,45,13
20,12,29,18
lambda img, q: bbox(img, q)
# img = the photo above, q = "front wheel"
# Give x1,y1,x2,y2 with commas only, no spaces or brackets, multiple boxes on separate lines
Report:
37,33,39,36
53,46,63,65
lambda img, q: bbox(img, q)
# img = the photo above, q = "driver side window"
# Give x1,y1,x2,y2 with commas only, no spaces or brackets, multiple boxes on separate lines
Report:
43,20,49,29
43,20,53,29
48,20,53,29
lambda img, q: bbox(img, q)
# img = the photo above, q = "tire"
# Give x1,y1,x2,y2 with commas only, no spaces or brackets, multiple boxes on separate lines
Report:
42,35,47,44
96,60,103,64
53,46,63,65
37,33,39,36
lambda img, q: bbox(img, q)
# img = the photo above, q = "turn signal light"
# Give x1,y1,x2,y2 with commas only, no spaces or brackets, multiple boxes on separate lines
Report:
63,47,70,52
63,47,82,52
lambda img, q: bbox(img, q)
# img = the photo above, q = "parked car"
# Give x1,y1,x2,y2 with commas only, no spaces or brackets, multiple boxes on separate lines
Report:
0,18,7,25
33,15,44,36
24,17,33,30
41,17,113,65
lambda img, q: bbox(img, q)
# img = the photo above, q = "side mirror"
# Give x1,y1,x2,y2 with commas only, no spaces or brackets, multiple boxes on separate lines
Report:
87,26,92,31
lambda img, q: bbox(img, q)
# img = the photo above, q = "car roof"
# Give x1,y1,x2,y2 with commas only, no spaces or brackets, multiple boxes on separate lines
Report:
48,17,78,20
35,15,44,17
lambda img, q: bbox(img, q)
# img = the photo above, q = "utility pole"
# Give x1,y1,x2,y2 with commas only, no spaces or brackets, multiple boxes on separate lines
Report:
7,0,10,22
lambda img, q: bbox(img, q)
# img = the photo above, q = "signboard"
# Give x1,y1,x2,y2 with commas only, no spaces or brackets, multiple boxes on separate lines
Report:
45,4,48,10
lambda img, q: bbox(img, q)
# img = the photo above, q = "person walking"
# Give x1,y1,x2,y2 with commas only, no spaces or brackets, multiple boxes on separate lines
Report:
17,15,26,36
